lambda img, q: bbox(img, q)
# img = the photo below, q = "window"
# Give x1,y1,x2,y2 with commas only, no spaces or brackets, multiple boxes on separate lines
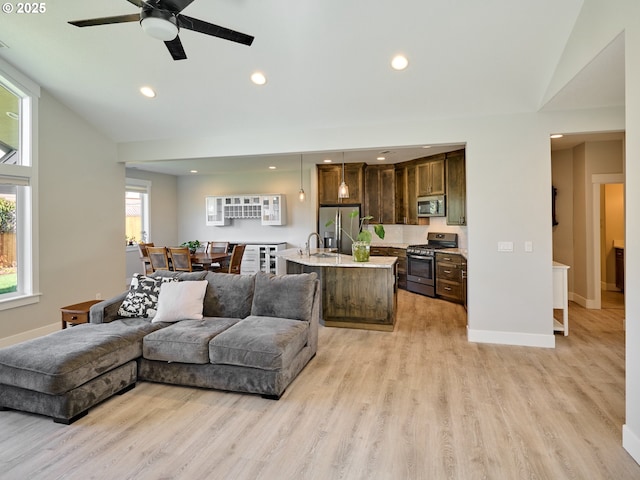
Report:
125,178,150,245
0,59,39,309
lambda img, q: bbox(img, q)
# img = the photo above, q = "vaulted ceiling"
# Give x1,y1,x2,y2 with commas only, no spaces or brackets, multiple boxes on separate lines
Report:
0,0,625,174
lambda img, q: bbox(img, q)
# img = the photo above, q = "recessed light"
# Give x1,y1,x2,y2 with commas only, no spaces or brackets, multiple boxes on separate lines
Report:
190,170,198,174
550,134,564,139
323,159,332,163
391,54,409,71
140,86,156,98
377,156,386,161
268,165,276,170
5,111,18,120
251,72,267,85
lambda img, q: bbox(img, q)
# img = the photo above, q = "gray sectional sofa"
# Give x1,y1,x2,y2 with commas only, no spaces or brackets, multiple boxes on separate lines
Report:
0,270,320,424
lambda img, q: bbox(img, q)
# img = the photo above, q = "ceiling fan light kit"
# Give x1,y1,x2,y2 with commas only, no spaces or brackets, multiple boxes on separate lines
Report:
140,11,179,41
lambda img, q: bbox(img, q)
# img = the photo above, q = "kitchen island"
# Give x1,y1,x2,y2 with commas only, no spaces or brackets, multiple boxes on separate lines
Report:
278,248,398,331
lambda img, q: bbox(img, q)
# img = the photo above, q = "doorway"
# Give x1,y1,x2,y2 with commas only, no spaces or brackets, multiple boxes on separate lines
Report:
594,178,625,313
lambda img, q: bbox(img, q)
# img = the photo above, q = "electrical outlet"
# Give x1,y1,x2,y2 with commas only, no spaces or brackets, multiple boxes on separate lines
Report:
96,293,102,300
524,241,533,252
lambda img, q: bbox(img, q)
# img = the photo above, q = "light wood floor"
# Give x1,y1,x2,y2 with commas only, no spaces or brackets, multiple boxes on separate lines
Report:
1,290,638,479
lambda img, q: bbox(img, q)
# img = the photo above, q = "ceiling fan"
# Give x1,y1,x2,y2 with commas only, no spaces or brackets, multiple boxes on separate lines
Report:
68,0,254,61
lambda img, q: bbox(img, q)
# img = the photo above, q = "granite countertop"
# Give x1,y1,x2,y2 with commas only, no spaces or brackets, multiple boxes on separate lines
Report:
277,248,397,269
369,242,411,249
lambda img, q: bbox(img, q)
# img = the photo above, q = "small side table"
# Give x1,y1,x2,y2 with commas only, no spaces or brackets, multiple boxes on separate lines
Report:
60,300,101,329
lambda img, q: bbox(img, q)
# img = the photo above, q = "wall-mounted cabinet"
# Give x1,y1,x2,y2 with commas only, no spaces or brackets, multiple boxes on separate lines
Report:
205,194,287,226
364,165,395,224
394,162,419,225
446,150,466,226
416,156,445,196
317,163,365,205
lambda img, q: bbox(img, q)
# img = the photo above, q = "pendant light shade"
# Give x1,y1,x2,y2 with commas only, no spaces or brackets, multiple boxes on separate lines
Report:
298,154,306,202
338,153,349,199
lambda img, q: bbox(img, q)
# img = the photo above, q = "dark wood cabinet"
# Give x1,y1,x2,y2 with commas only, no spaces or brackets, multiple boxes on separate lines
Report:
435,252,465,303
371,246,407,290
317,163,365,205
446,150,466,226
364,165,395,224
394,162,419,225
616,247,624,292
416,155,445,196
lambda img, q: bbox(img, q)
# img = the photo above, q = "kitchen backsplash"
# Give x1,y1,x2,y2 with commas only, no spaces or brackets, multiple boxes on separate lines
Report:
367,218,468,249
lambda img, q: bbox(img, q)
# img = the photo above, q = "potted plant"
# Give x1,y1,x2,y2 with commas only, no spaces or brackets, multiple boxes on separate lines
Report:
325,209,385,262
181,240,201,254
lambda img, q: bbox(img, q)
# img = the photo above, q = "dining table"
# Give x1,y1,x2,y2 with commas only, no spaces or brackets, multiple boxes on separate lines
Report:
190,251,231,271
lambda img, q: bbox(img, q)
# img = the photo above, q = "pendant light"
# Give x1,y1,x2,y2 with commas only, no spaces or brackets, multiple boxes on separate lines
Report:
298,154,306,202
338,152,349,199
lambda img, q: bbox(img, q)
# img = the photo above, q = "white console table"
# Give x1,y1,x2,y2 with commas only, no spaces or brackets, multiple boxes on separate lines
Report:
552,261,570,336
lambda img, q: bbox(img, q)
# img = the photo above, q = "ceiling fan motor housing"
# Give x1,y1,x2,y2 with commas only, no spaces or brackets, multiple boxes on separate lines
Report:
140,6,179,41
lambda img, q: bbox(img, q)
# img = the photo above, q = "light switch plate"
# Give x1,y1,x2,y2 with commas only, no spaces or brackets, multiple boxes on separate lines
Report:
524,241,533,252
498,241,514,252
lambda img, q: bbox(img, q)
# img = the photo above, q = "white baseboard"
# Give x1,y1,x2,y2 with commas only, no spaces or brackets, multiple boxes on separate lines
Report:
467,328,555,348
0,323,59,348
623,424,640,466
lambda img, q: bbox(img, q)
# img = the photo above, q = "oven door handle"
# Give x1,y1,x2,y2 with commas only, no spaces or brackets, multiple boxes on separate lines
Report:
408,254,434,260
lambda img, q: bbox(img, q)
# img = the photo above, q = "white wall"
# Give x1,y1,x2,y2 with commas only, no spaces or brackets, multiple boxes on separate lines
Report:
0,90,124,342
176,167,316,249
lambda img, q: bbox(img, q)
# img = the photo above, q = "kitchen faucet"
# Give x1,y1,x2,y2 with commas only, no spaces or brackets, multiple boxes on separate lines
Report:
305,232,323,256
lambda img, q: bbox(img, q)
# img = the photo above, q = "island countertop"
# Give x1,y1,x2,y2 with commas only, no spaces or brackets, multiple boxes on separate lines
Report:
276,248,397,268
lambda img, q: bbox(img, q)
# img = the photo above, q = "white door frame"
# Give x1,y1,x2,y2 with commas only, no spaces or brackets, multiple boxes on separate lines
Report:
591,173,625,310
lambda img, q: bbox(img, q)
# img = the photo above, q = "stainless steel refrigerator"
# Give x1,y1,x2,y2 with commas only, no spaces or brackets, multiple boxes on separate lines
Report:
318,204,361,255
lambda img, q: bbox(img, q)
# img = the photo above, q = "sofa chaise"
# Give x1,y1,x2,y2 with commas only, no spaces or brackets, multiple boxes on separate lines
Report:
0,270,319,424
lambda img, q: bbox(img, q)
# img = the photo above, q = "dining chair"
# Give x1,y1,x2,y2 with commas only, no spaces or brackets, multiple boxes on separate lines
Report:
138,242,154,274
207,241,229,254
212,244,245,274
147,246,171,271
168,247,193,272
228,244,246,274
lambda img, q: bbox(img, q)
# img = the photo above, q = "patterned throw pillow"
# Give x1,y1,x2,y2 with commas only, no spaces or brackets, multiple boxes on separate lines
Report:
118,273,178,318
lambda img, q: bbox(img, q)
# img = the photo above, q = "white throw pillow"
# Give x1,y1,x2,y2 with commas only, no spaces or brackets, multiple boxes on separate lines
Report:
152,280,208,323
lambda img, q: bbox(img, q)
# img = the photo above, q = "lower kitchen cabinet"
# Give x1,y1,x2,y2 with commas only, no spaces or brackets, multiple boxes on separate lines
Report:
435,252,465,303
371,246,407,290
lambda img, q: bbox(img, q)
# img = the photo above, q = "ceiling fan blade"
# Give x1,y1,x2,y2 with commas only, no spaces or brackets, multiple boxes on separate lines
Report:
126,0,145,7
165,36,187,60
178,15,254,46
69,13,140,28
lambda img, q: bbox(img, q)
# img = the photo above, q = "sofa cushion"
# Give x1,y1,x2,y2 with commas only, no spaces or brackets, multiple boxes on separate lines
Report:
151,270,208,282
0,319,163,395
143,318,240,364
209,316,309,370
151,280,208,323
202,272,255,319
250,271,317,322
118,274,177,319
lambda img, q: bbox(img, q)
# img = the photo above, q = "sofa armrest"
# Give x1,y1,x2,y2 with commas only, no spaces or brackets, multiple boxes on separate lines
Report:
308,280,320,353
89,291,128,324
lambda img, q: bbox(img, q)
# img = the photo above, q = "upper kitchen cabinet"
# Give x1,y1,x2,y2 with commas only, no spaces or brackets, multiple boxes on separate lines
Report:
446,150,466,225
395,162,419,225
261,194,287,226
416,155,445,196
317,163,365,205
364,165,395,224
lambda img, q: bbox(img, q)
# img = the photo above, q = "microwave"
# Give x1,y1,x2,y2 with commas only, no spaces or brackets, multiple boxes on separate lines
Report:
417,195,446,217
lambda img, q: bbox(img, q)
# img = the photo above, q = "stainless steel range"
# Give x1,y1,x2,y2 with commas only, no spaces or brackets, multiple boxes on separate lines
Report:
406,232,458,297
